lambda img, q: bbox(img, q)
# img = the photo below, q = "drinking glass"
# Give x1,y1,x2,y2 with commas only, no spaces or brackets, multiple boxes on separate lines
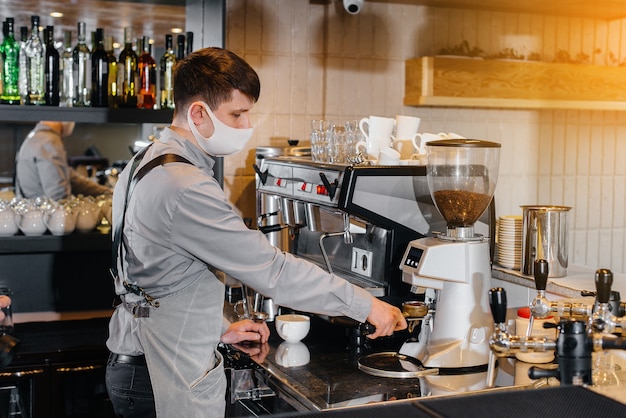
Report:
310,119,334,163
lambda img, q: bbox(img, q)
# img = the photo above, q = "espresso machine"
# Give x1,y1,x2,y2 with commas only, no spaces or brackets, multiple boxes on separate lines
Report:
254,154,495,340
399,139,501,369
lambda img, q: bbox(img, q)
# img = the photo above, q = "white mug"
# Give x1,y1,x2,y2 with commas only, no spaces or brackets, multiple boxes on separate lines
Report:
393,139,418,160
412,132,447,154
359,116,395,141
276,314,310,343
394,115,421,140
355,136,392,159
377,146,401,165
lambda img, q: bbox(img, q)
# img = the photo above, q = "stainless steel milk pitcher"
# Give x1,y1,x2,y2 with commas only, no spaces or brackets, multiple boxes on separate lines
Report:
520,205,571,277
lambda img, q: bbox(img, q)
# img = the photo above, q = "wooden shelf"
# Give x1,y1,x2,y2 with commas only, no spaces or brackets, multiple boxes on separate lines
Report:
404,56,626,110
0,230,111,254
0,105,173,124
373,0,626,20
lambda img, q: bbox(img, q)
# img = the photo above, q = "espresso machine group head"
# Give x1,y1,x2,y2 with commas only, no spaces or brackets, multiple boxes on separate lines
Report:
400,139,501,369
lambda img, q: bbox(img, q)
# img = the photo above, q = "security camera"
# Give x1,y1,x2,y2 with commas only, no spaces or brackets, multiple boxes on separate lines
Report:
343,0,364,15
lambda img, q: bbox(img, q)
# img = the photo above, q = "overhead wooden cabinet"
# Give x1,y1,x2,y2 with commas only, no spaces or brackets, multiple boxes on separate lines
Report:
405,56,626,110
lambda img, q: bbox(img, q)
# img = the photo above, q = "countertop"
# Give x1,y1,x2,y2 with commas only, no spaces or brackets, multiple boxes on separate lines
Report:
492,263,626,298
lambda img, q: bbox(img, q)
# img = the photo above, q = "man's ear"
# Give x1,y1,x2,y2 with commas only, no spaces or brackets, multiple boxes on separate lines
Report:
188,102,206,127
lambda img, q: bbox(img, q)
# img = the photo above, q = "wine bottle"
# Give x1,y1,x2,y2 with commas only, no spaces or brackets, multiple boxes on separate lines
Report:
159,34,176,109
0,21,5,97
25,15,45,105
72,22,91,106
137,36,156,109
186,31,193,56
91,28,108,107
44,25,60,106
60,31,74,107
0,18,21,104
105,36,119,108
118,27,138,108
17,26,28,104
176,34,185,60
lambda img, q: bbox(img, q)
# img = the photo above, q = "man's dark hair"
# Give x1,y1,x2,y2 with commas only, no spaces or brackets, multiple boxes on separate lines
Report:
173,47,260,115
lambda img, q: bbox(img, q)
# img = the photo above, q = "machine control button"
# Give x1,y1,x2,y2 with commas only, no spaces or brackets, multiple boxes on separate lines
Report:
273,178,287,188
296,182,312,192
316,185,329,196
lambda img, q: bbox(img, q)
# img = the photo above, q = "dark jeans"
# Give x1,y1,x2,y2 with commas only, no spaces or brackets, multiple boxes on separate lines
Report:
106,353,156,417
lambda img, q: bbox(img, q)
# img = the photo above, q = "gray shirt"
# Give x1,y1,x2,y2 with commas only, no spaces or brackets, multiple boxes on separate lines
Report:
107,129,372,354
106,128,373,413
15,123,111,200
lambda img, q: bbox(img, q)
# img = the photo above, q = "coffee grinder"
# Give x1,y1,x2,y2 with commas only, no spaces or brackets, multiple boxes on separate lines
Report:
399,139,501,369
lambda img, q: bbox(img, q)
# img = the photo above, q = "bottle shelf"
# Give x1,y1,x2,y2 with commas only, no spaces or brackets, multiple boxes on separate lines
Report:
0,105,174,124
404,56,626,111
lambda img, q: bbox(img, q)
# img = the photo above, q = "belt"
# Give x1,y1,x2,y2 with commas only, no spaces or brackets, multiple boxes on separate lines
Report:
109,353,147,366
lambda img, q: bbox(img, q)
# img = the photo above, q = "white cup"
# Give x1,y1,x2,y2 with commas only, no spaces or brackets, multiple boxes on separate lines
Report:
355,136,392,159
275,341,310,367
276,314,310,343
392,139,418,160
412,132,447,154
394,115,421,140
359,116,395,142
377,147,401,165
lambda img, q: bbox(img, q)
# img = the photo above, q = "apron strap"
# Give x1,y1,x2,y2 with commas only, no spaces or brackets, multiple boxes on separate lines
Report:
110,147,193,315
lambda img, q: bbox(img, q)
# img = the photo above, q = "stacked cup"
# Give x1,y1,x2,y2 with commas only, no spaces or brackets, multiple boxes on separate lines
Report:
496,215,523,269
392,115,421,160
356,116,395,161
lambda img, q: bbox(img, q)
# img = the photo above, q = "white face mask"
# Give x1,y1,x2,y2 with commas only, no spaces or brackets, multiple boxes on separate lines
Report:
60,122,75,137
187,102,254,157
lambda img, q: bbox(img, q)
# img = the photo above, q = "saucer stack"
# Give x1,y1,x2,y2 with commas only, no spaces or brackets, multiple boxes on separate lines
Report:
496,215,523,270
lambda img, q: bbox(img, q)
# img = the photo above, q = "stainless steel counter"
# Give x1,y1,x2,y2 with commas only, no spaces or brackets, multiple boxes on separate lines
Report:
222,300,526,414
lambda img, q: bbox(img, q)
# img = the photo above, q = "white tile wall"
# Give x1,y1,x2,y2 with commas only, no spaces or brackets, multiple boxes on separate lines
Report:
226,0,626,274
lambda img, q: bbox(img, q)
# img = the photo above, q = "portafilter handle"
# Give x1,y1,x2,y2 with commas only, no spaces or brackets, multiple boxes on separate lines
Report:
489,287,507,325
595,268,613,305
534,259,549,291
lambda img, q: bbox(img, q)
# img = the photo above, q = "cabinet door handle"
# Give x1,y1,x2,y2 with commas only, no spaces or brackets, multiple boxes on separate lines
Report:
56,365,103,373
0,369,45,378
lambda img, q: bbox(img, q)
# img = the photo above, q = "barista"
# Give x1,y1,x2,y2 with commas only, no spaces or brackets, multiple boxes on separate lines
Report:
14,121,112,200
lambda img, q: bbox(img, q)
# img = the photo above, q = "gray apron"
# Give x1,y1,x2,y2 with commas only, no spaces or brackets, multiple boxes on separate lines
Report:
138,275,227,417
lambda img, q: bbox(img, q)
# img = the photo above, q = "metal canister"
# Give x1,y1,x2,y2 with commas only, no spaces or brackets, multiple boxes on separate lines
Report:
520,205,571,277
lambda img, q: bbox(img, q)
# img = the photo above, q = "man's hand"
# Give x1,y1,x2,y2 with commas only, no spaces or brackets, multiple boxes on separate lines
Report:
365,297,407,339
221,319,270,345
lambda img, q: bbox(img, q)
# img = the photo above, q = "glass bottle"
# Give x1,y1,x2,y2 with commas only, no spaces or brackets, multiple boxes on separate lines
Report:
60,31,74,107
91,28,108,107
137,36,156,109
0,18,21,104
105,35,118,108
118,27,138,108
72,22,91,106
24,15,45,105
0,21,5,96
176,34,185,60
185,31,193,56
44,25,59,106
159,34,176,109
17,26,28,104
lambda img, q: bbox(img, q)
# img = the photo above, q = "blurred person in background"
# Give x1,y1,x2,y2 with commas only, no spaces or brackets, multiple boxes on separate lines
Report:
14,121,112,200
